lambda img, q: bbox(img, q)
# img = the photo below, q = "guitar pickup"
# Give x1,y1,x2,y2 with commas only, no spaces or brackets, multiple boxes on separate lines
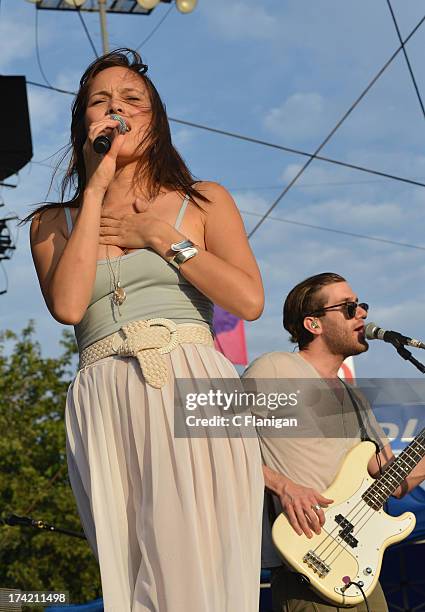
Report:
335,514,353,531
335,514,358,548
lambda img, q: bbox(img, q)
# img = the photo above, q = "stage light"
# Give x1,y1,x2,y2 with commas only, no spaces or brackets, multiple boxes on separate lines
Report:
137,0,160,9
176,0,197,13
63,0,87,6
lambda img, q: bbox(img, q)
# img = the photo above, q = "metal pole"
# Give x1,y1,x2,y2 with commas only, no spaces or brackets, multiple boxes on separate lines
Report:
98,0,109,54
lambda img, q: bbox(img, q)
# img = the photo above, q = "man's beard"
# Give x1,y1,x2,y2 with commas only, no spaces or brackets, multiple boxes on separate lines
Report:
323,326,369,359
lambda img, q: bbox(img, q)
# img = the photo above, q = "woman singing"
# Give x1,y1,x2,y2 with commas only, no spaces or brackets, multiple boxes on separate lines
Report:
28,49,264,611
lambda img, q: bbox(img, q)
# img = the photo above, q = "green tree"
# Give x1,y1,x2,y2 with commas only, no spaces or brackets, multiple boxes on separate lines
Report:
0,322,101,608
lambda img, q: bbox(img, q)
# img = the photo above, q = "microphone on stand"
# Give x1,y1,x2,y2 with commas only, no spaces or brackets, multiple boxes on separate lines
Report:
93,113,128,155
365,322,425,350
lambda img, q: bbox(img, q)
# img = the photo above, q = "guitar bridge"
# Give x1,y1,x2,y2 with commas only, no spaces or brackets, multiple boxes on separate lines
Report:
303,551,330,578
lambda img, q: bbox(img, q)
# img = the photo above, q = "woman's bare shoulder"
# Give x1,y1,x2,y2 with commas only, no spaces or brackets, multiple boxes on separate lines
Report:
30,205,73,242
194,181,232,200
193,182,237,216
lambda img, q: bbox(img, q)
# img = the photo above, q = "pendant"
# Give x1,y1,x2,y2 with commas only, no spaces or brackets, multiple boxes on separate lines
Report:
112,283,126,306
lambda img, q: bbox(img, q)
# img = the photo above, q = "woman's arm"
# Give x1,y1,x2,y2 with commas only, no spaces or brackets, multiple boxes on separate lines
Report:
100,182,264,320
31,116,127,325
30,188,105,325
170,183,263,319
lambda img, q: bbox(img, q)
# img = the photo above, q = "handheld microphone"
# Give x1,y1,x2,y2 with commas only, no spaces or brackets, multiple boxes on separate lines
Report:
365,322,425,350
93,113,128,155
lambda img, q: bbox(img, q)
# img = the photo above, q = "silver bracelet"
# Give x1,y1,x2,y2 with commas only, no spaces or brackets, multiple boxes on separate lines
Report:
169,239,198,269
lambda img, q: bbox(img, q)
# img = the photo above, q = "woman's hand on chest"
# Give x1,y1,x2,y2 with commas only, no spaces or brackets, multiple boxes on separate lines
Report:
99,198,161,249
99,197,204,251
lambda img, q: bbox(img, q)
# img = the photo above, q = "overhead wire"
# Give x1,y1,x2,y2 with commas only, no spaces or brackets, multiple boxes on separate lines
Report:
247,11,425,239
228,177,422,191
386,0,425,120
29,163,413,191
135,3,175,51
240,210,425,252
76,6,99,58
27,79,76,96
169,117,425,189
25,79,425,190
24,10,425,252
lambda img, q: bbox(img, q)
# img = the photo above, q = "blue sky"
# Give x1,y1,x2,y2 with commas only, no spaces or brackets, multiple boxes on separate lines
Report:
1,0,425,377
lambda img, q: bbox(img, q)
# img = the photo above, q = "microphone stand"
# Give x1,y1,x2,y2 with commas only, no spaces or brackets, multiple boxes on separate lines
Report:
391,338,425,374
1,513,86,539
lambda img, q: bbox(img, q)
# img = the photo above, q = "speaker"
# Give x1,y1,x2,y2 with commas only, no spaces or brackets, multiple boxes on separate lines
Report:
0,76,33,181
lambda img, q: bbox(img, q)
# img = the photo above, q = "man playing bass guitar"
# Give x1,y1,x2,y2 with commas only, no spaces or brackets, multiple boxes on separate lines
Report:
244,272,425,612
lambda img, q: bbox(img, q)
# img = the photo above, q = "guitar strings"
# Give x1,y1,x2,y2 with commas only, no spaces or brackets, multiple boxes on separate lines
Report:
322,455,419,567
311,435,425,570
311,495,371,558
311,432,425,557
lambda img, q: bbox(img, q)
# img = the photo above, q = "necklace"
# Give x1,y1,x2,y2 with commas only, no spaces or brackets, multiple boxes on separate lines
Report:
106,245,127,310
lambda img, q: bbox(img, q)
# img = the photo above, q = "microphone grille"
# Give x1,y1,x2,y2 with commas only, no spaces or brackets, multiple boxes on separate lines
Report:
365,322,379,340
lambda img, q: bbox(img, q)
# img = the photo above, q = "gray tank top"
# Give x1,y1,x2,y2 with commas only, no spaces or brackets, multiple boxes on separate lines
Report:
64,195,213,351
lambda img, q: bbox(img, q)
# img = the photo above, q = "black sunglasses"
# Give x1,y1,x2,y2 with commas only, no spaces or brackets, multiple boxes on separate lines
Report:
307,301,369,319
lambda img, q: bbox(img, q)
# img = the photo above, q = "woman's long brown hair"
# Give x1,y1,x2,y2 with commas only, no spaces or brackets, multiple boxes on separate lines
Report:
22,48,208,223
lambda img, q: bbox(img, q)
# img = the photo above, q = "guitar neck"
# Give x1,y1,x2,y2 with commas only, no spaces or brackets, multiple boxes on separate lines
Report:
362,428,425,510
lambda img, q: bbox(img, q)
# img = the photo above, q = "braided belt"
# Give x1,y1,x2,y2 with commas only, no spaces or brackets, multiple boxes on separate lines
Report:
79,318,213,388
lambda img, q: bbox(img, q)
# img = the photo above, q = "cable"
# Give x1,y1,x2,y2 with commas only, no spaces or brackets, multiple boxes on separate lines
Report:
240,209,425,251
76,6,99,58
169,117,425,189
386,0,425,120
27,79,75,96
346,582,370,612
36,157,371,185
135,3,174,51
247,11,425,239
228,177,424,191
25,80,425,191
34,3,54,88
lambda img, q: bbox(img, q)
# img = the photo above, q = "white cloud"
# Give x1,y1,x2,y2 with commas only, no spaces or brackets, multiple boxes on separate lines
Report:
0,16,34,70
232,190,269,214
171,127,194,150
295,198,404,230
264,93,327,141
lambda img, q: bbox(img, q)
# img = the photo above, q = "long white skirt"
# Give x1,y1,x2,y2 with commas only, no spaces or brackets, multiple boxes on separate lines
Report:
65,343,263,612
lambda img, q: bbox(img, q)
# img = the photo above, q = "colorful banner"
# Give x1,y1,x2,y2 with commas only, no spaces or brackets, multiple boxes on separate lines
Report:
213,306,248,365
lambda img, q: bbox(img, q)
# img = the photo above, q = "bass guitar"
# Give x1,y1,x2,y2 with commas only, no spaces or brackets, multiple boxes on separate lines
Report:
272,428,425,606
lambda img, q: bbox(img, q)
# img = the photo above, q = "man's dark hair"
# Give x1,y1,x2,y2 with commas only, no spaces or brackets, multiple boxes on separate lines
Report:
283,272,346,349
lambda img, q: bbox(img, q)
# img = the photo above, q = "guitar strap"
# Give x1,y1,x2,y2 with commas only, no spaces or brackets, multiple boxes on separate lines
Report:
339,378,369,442
339,379,382,468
